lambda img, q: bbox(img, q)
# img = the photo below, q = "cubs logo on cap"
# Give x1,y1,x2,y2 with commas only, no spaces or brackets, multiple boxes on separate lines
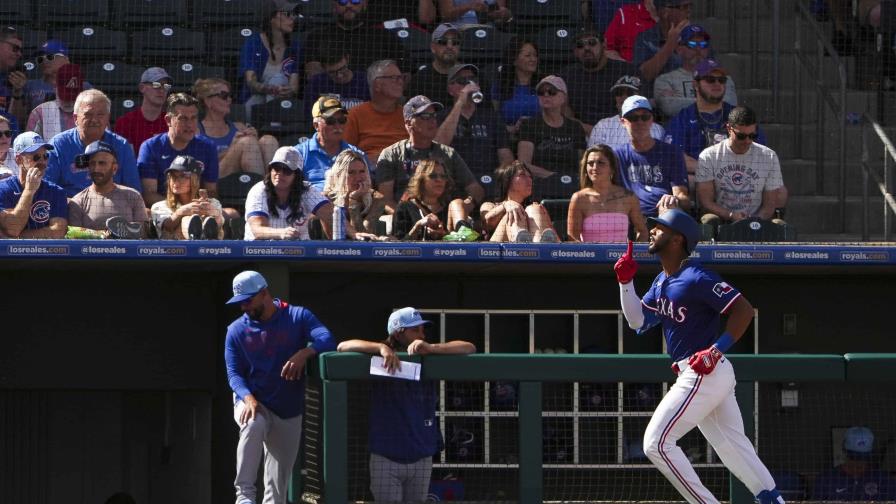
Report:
226,270,268,304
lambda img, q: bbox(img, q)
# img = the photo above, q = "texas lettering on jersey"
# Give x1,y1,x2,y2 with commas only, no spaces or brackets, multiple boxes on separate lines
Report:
656,296,687,323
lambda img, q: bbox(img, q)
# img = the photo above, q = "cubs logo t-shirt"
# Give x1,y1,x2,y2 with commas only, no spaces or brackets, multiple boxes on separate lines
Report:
0,176,67,230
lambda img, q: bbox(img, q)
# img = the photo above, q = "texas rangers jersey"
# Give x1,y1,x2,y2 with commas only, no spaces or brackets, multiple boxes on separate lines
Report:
640,260,741,361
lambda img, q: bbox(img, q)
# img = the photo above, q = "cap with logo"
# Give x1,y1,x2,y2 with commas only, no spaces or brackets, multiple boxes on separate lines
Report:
403,95,444,121
447,63,478,83
312,95,347,119
164,155,205,175
679,24,711,43
387,307,432,335
432,23,460,42
620,95,652,117
56,63,84,102
843,426,874,455
610,75,641,92
141,67,171,84
74,140,115,168
536,75,568,94
36,39,69,57
12,131,55,156
226,270,268,305
268,146,302,172
694,58,727,79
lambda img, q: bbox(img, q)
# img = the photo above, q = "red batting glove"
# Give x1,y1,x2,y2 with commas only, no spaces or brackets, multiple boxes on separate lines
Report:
688,346,723,375
614,241,638,284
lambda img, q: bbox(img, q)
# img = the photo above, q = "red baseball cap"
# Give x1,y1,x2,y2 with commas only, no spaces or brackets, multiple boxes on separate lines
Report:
56,64,84,102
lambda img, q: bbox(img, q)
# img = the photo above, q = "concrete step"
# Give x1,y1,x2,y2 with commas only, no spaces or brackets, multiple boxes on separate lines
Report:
780,158,888,197
785,195,890,234
703,0,798,23
715,52,861,91
761,122,895,161
737,88,878,125
701,14,799,54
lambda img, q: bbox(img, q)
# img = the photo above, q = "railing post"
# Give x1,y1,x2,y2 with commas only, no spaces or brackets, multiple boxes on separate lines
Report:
730,381,757,504
771,0,780,121
816,38,826,195
862,120,870,240
323,380,348,504
519,381,543,504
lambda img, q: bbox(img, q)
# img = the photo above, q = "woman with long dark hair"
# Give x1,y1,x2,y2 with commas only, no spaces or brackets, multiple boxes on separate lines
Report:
494,37,542,135
390,159,455,241
239,0,301,115
479,160,558,242
244,146,334,240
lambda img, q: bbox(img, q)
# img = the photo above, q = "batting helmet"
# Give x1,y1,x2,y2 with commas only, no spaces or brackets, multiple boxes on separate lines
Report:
647,208,699,254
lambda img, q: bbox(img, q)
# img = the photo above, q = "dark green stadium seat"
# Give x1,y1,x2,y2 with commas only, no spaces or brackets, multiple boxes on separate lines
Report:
540,198,571,223
461,26,512,65
192,0,262,28
113,0,188,27
533,26,577,74
217,171,262,215
55,26,127,62
0,1,34,25
109,95,140,125
166,63,227,92
716,218,797,242
131,27,206,65
84,61,144,95
37,0,109,26
512,0,580,31
207,27,258,67
252,98,310,137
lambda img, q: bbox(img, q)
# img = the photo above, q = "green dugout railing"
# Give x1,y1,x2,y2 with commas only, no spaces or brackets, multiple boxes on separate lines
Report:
319,353,896,504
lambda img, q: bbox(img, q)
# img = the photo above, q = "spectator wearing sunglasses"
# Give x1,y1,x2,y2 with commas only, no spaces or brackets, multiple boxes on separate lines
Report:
604,1,658,63
195,78,279,179
654,25,738,118
666,58,764,177
23,39,92,114
295,95,369,191
0,132,67,238
588,75,666,149
302,48,370,120
696,106,787,234
0,26,26,133
559,29,637,132
114,67,173,156
406,23,463,108
0,115,17,175
26,63,82,141
435,63,513,200
633,0,693,82
613,95,690,218
303,0,410,81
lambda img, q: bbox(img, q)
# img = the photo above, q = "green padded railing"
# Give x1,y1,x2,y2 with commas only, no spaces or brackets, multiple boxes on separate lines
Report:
319,353,894,504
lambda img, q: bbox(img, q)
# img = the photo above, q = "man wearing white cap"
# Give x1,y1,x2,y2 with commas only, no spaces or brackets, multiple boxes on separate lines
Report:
588,75,666,149
114,67,172,156
338,307,475,503
0,131,67,238
812,426,896,501
224,270,336,504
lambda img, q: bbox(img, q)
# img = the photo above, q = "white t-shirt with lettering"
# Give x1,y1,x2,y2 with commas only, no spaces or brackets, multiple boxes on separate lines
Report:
243,180,329,240
697,140,784,216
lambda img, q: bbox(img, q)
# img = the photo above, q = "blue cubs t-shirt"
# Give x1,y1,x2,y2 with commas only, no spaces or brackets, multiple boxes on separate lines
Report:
45,128,141,197
666,102,768,161
614,140,688,217
0,176,67,230
137,133,220,195
640,260,742,362
368,378,442,463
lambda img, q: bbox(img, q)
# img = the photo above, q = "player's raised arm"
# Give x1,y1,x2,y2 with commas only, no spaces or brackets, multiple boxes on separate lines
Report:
615,241,645,329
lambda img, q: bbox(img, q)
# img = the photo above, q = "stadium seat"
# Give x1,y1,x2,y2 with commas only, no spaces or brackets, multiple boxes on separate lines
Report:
18,27,46,56
113,0,188,27
386,27,431,70
55,26,127,62
252,98,310,138
0,0,34,25
533,26,577,73
37,0,109,26
192,0,262,28
461,25,512,65
207,27,257,67
512,0,580,31
716,218,797,242
83,61,144,95
166,63,227,92
217,171,262,213
296,0,332,27
109,95,140,125
540,198,570,223
131,27,206,65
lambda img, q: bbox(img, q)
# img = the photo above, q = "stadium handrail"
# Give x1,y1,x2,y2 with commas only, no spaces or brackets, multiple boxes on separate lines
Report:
860,113,896,241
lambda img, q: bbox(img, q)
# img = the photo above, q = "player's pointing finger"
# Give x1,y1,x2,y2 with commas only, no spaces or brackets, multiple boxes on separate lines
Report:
625,240,633,258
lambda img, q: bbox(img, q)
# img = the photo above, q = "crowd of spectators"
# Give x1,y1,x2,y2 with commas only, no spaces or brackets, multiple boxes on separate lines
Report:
0,0,796,243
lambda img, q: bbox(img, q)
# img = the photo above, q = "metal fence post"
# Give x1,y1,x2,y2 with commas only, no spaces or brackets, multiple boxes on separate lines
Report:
519,381,543,504
323,380,348,504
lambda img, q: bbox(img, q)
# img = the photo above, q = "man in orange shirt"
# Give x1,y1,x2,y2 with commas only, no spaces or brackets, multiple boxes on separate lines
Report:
344,59,408,163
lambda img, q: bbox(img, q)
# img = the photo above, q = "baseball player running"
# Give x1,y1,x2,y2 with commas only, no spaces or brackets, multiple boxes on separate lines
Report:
613,208,784,504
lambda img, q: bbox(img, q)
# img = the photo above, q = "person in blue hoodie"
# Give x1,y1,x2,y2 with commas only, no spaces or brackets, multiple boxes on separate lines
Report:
337,307,475,503
224,270,336,504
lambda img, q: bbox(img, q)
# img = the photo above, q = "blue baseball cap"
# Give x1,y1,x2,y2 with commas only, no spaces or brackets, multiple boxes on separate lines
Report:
647,208,699,254
694,58,727,79
620,95,652,118
36,39,69,57
226,271,268,304
679,24,711,43
74,141,116,168
387,307,432,335
12,131,55,156
843,426,874,454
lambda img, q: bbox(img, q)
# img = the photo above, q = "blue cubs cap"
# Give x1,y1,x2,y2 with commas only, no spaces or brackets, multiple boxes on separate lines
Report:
694,58,727,79
36,39,69,57
387,307,432,335
647,208,700,254
679,24,711,43
226,270,268,304
620,95,652,118
843,426,874,454
12,131,55,156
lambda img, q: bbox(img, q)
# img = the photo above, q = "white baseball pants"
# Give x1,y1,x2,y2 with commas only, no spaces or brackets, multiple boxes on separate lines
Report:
233,399,303,504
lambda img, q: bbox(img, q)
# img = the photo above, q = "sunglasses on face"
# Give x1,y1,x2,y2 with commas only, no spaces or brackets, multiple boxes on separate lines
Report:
36,53,65,64
699,76,727,85
537,88,558,97
684,40,710,49
207,91,232,100
575,38,600,49
145,81,173,91
625,112,653,122
30,152,50,162
436,38,461,47
0,130,12,138
414,112,438,120
324,115,348,126
730,129,758,140
427,172,448,180
337,0,362,5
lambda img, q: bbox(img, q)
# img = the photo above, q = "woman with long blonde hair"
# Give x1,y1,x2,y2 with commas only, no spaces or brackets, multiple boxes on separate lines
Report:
150,155,224,239
323,150,385,239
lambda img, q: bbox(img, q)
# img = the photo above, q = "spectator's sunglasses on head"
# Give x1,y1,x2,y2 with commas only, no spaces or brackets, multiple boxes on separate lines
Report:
683,40,709,49
207,91,232,100
698,75,727,85
0,130,12,138
575,38,600,49
624,112,653,122
729,127,758,140
324,115,348,126
145,81,173,91
436,38,461,47
336,0,363,5
37,53,65,64
537,87,559,97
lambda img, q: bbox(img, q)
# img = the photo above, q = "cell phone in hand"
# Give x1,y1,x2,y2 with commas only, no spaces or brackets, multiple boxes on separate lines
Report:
198,189,208,199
